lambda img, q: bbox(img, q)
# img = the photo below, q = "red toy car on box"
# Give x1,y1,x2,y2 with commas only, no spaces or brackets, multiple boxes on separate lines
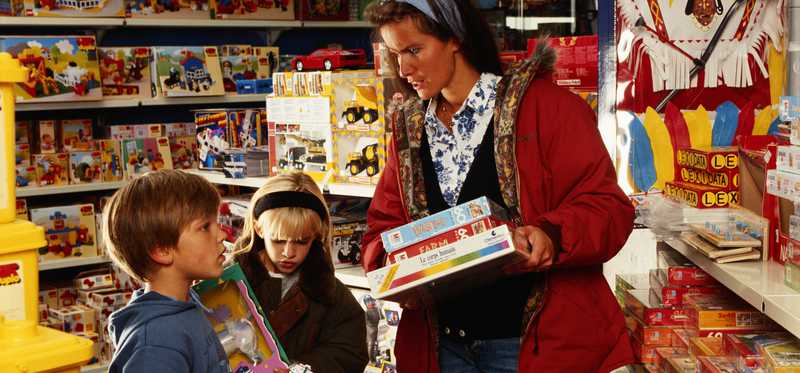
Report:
291,48,366,71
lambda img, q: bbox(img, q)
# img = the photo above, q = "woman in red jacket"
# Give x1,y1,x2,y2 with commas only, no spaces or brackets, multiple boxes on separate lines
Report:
362,0,637,372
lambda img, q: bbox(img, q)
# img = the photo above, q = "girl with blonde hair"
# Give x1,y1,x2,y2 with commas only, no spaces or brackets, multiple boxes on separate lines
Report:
235,172,367,373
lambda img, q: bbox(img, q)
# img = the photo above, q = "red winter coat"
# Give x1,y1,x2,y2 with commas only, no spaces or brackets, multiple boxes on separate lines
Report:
362,64,636,372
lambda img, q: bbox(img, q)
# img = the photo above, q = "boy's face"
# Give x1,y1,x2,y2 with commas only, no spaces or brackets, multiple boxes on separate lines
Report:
173,215,226,280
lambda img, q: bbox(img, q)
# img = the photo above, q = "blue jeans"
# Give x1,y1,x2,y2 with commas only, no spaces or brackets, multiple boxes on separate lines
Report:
438,334,520,373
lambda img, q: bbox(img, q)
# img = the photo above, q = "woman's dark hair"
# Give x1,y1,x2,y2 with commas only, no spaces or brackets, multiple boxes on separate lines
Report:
365,0,502,76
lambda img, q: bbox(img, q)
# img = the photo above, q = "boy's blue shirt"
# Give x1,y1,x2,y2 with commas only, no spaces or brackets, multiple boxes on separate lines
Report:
108,288,230,373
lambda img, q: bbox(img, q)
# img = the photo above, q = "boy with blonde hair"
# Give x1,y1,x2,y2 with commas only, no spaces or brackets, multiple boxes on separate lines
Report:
103,169,229,373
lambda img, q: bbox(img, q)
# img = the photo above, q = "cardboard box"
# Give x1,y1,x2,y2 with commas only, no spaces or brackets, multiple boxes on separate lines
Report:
777,146,800,175
210,0,293,19
37,120,58,153
657,247,719,286
654,347,689,372
664,181,739,209
690,336,725,357
97,139,123,182
22,0,124,16
61,118,93,151
266,118,333,183
121,137,173,179
15,120,31,144
0,0,24,15
296,0,347,20
380,196,510,253
163,122,195,138
16,143,31,167
684,294,774,332
169,135,198,170
16,199,28,220
126,0,209,18
194,110,233,170
676,147,739,174
762,339,800,372
33,153,70,186
69,151,103,184
98,47,152,99
152,46,225,97
88,289,132,308
626,310,675,347
48,304,96,333
331,215,367,268
131,123,163,139
675,166,739,191
0,36,102,103
623,288,689,327
697,356,736,373
74,269,114,290
30,204,97,261
367,225,520,302
15,164,37,187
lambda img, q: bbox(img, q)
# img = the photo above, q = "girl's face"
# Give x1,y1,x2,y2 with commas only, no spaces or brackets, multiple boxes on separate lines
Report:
256,212,317,275
380,16,459,100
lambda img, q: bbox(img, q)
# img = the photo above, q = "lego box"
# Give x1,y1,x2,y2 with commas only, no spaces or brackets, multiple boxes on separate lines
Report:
38,119,58,153
126,0,209,18
97,139,123,182
121,137,174,179
195,110,233,170
15,164,36,188
675,147,739,174
99,47,152,99
34,153,70,186
170,135,197,170
380,196,510,253
153,46,225,97
15,120,31,144
69,151,103,184
61,118,94,152
48,304,96,333
23,0,125,16
664,181,740,209
15,143,31,167
74,269,114,291
31,204,98,261
0,36,102,103
210,0,294,20
367,225,521,302
388,216,505,264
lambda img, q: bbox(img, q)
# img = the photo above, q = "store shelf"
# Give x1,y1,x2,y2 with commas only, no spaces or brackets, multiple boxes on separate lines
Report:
81,362,108,373
17,181,127,197
335,265,369,289
303,20,372,28
40,256,111,271
327,183,375,198
0,16,123,27
124,18,301,28
665,239,800,338
186,169,270,188
14,94,265,112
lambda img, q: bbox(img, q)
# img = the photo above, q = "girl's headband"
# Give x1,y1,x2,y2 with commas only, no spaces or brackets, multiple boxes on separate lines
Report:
385,0,465,41
253,191,327,221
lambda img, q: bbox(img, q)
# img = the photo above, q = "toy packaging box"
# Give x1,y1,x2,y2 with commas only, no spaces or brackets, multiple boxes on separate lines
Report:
331,212,367,268
0,0,24,15
121,137,174,179
69,151,103,184
387,216,505,264
762,339,800,372
271,71,332,97
37,119,58,153
61,118,94,151
367,224,520,302
664,181,740,209
170,135,197,169
16,199,28,220
267,121,332,182
97,139,123,182
0,36,102,103
16,164,37,187
332,132,383,184
132,123,163,138
254,46,279,79
350,287,402,370
380,196,511,253
210,0,294,20
622,289,688,327
163,122,195,138
108,124,134,140
195,110,233,170
697,356,737,373
152,46,225,97
330,70,379,131
48,305,96,334
657,247,720,287
15,120,31,144
74,269,114,291
22,0,125,16
125,0,209,18
225,109,262,150
194,264,290,372
676,147,739,174
99,47,152,99
295,0,347,20
30,203,98,262
219,45,275,95
34,153,69,186
16,143,31,167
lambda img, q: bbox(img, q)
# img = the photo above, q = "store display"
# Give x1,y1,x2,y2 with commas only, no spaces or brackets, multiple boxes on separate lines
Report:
0,36,102,103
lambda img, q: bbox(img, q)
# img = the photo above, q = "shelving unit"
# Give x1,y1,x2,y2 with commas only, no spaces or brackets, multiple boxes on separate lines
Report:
18,181,126,197
0,17,371,29
14,94,266,112
664,239,800,338
40,256,111,271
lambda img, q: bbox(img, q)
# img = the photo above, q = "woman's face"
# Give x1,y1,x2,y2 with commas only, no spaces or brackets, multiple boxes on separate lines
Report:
380,16,459,100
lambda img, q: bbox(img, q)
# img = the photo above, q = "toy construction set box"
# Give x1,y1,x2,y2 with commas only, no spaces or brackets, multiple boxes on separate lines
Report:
34,152,69,186
153,46,225,97
37,119,58,153
194,264,290,372
195,109,234,170
381,196,511,253
69,151,103,184
121,136,173,179
99,47,152,99
170,135,197,169
22,0,125,17
220,45,278,95
125,0,209,18
30,203,98,262
0,35,102,103
61,118,94,151
267,121,332,182
271,71,332,97
367,224,520,302
210,0,294,20
98,139,124,182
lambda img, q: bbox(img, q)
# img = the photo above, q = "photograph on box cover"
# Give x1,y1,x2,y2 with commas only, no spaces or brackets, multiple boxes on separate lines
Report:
361,0,636,371
234,172,368,373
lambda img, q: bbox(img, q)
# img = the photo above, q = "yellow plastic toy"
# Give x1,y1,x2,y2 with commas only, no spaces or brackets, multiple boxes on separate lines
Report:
0,52,94,372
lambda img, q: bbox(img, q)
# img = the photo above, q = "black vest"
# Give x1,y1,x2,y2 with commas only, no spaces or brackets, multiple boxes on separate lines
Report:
420,121,534,341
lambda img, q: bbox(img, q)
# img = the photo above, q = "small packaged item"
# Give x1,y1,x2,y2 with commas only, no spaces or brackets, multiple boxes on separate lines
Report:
61,119,94,151
675,147,739,174
38,120,58,153
74,269,114,291
69,151,103,184
121,137,173,179
98,139,124,182
34,153,70,186
15,120,31,144
30,204,98,261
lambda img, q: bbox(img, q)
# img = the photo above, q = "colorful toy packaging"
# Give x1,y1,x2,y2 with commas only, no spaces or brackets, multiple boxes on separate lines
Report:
664,181,740,209
15,120,31,144
125,0,209,18
296,0,347,20
99,47,152,99
219,45,276,95
15,164,37,187
37,119,58,153
331,211,367,268
34,152,69,186
22,0,125,16
152,46,225,97
195,110,233,170
194,264,290,372
16,199,28,220
61,118,94,151
97,139,123,182
0,0,24,15
210,0,294,20
387,216,505,264
0,36,102,103
69,151,103,184
169,135,197,169
121,137,173,179
30,203,98,262
15,143,30,167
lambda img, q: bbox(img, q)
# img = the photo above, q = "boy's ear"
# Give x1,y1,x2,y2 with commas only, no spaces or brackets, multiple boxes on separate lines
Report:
149,246,174,266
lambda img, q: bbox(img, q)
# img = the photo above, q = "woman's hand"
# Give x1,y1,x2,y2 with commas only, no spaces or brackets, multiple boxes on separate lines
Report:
503,225,554,274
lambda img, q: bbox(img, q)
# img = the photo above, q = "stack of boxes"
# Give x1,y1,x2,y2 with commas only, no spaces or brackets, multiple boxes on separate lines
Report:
665,147,740,209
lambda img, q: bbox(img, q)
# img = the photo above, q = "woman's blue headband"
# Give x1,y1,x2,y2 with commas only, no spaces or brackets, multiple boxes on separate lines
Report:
386,0,465,41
